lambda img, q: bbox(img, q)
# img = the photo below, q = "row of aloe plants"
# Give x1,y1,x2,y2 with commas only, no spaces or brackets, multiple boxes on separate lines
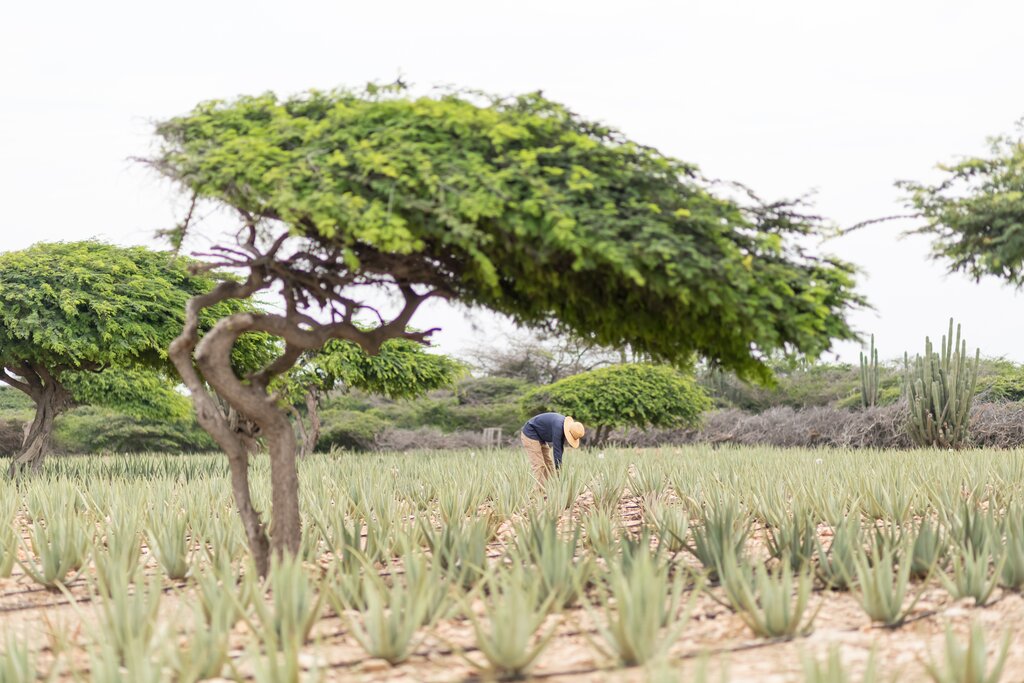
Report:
3,447,1024,680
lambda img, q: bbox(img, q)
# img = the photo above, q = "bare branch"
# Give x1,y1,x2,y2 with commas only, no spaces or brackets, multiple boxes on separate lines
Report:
0,367,34,397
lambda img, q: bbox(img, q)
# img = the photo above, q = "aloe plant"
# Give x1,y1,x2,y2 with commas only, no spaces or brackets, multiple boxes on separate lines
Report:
940,539,1003,606
582,509,618,557
251,554,324,650
802,645,878,683
87,641,163,683
164,604,230,683
339,573,430,664
909,516,948,580
146,508,192,580
684,497,751,581
466,563,558,679
19,509,91,590
0,634,34,683
194,561,249,631
512,514,591,609
421,516,490,591
94,572,162,666
851,542,921,626
924,622,1009,683
0,523,18,579
648,501,690,554
588,545,696,666
815,517,861,591
719,554,817,639
999,507,1024,589
764,508,819,573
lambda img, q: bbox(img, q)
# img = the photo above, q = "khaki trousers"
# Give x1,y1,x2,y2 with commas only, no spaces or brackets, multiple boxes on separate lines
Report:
521,433,555,484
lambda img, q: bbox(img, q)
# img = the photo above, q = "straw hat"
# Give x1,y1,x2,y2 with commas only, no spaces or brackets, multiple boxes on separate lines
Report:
563,416,585,449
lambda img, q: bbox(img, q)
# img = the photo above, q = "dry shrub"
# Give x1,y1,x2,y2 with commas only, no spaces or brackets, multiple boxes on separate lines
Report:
608,402,1024,450
0,420,24,455
374,427,493,452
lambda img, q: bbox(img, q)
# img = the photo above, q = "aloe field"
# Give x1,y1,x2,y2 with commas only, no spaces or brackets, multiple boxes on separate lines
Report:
0,447,1022,681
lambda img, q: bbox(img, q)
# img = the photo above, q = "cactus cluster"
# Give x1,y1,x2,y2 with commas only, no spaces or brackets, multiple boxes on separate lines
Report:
859,334,880,408
903,319,980,448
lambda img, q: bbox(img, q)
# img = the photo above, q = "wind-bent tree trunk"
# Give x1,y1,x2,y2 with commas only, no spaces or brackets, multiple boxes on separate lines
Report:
293,389,321,457
168,253,433,576
3,364,73,476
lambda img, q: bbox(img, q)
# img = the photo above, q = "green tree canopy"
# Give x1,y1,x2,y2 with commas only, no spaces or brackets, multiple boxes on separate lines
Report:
279,337,463,455
0,241,255,473
521,363,711,444
900,121,1024,284
152,84,863,571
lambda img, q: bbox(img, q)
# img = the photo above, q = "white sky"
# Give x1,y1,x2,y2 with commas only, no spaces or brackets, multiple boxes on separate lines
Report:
3,0,1024,366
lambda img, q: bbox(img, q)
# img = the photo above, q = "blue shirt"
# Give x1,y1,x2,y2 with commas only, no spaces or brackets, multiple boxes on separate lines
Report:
522,412,567,468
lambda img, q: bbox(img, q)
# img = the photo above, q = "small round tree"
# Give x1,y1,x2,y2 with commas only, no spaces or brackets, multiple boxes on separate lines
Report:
521,363,711,445
151,85,862,572
0,241,247,474
282,338,463,456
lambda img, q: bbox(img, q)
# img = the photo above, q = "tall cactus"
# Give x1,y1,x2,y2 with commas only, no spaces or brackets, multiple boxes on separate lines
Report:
903,319,980,448
859,334,879,408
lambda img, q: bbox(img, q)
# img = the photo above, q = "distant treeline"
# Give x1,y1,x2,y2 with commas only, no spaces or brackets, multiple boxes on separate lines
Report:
3,352,1024,455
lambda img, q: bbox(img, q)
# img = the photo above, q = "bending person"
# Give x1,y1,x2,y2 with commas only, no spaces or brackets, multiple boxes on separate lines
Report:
520,412,585,484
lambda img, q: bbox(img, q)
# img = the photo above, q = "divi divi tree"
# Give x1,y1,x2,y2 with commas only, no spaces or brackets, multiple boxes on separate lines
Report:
0,241,248,474
152,85,863,573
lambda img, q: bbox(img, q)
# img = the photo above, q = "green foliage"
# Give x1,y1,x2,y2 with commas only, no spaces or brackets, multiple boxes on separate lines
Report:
702,360,898,412
155,85,861,381
278,336,462,414
316,409,387,452
901,121,1024,286
904,319,981,448
522,363,711,433
54,406,215,454
0,387,34,418
0,241,203,372
307,338,463,400
0,241,261,399
977,360,1024,402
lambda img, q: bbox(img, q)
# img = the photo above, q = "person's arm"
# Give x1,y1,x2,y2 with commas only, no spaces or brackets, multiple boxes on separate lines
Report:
553,431,564,469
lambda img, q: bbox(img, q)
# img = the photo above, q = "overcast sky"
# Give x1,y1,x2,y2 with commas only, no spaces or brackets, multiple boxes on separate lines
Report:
3,1,1024,366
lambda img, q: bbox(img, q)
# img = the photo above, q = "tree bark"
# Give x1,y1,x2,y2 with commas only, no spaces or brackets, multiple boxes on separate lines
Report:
302,389,321,456
168,281,275,576
166,266,434,576
8,369,71,477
